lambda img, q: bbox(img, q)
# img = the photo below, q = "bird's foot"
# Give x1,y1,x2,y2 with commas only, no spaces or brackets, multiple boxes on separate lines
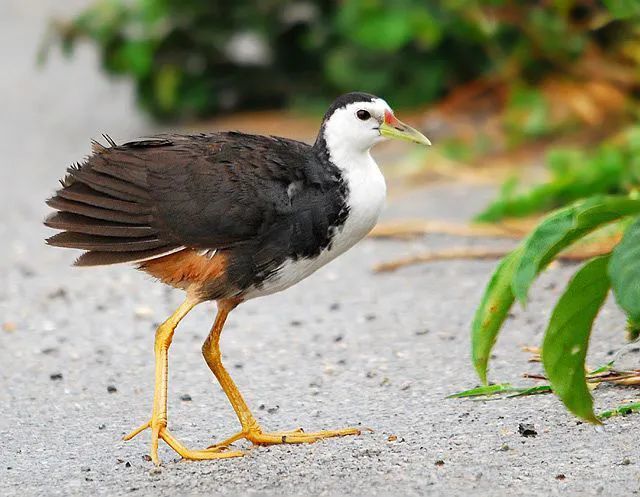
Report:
123,419,244,464
208,425,366,450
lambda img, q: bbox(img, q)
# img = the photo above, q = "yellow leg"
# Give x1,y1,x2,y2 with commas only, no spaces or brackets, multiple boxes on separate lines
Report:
123,297,243,464
202,299,363,450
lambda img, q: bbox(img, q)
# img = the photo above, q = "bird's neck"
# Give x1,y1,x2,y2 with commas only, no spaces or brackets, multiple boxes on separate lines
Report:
313,129,376,174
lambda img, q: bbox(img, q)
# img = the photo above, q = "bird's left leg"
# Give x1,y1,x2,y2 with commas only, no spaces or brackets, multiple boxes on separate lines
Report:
123,297,243,464
202,299,362,450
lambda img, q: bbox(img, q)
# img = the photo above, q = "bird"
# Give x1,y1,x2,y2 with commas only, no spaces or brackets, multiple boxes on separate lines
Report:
44,92,431,464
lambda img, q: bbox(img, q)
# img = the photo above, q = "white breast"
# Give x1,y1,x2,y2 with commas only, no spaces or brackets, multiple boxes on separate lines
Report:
243,152,386,300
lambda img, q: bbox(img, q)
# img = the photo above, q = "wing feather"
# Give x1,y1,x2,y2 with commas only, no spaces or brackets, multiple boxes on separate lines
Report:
56,183,150,214
45,212,157,237
45,133,320,266
46,232,167,252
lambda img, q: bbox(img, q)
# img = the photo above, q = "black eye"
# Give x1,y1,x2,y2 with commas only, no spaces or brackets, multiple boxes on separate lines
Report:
356,110,371,121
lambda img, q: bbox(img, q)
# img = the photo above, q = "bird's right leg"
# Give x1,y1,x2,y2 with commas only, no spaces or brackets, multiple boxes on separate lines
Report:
123,297,243,464
202,299,361,450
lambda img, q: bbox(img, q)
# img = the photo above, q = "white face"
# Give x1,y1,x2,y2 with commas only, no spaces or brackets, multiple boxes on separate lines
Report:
322,98,393,153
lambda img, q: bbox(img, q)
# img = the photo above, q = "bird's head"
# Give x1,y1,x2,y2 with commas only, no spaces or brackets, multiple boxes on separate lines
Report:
315,92,431,157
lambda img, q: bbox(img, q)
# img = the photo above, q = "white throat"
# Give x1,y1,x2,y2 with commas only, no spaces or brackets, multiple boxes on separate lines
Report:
324,132,376,172
322,125,387,250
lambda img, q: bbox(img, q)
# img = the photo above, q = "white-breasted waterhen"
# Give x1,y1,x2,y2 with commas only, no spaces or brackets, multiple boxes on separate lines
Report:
45,92,431,464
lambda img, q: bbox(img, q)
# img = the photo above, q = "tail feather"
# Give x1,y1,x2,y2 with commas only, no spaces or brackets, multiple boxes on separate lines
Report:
91,155,148,188
46,196,152,225
69,168,150,201
45,137,181,266
55,183,150,214
46,231,168,252
74,246,184,267
44,212,157,238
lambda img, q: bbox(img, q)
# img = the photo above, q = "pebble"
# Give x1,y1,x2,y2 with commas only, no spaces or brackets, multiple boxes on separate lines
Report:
518,423,537,437
47,288,68,300
18,264,35,277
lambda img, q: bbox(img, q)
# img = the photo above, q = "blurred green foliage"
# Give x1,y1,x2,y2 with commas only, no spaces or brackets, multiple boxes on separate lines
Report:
46,0,638,119
477,127,640,221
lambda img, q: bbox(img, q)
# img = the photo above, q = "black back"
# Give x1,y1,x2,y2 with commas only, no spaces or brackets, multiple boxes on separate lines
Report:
45,132,350,294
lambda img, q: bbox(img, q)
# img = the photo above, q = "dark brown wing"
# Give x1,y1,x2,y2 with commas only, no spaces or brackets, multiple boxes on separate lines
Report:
45,133,313,266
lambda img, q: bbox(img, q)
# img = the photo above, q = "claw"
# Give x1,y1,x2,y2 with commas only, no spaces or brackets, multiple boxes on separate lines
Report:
124,419,244,464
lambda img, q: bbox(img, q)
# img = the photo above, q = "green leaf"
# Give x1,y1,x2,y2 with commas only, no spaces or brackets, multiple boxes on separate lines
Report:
589,361,615,375
609,217,640,323
471,247,522,384
603,0,640,19
542,255,611,423
599,402,640,419
154,64,180,113
352,11,413,51
447,383,517,398
506,385,552,398
109,40,154,77
336,3,414,51
511,207,573,304
475,128,640,223
504,85,550,142
627,319,640,341
450,383,552,399
324,47,392,91
410,8,441,47
512,196,640,304
472,196,640,385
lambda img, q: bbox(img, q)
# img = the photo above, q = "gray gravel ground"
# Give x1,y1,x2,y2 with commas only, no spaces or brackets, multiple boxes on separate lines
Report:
2,2,639,496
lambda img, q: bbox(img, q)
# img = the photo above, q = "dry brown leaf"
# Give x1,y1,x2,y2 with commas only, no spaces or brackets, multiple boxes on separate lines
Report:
369,219,527,240
373,243,614,273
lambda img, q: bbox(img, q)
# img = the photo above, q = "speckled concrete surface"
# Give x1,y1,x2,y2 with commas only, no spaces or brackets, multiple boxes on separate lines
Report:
1,2,639,496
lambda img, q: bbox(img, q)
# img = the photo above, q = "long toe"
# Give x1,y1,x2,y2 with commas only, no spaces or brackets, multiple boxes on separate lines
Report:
248,427,362,445
124,418,245,464
159,428,244,462
208,426,363,449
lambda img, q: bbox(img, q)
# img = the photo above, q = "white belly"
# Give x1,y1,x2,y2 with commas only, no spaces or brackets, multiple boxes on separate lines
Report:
243,157,386,300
